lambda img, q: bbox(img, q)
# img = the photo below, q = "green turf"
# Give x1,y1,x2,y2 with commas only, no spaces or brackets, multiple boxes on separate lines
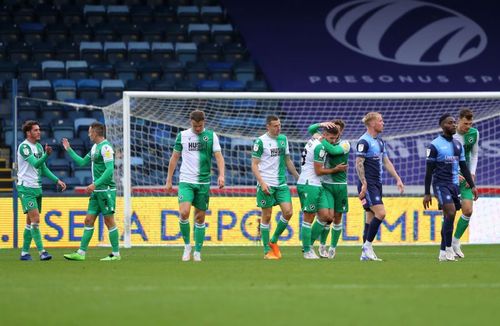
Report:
1,245,499,325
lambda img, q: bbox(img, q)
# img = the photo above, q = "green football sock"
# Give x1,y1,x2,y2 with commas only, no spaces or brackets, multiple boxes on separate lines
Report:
454,215,470,240
261,223,270,253
80,226,94,252
22,225,32,253
331,223,342,248
108,227,119,253
302,222,312,252
271,216,288,243
179,219,190,245
320,223,331,245
30,223,44,252
311,219,326,245
194,223,206,252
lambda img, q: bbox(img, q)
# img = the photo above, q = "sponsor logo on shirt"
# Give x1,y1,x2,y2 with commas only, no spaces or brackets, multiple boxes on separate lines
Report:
270,148,285,157
188,142,207,151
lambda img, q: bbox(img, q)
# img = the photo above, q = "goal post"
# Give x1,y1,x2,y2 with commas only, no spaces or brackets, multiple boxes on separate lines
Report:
111,91,500,247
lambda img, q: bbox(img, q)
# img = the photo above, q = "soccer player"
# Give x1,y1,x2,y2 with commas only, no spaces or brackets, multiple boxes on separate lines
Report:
18,120,67,261
298,125,344,259
423,113,478,261
451,108,479,258
356,112,404,261
251,115,299,259
62,122,121,261
308,120,350,259
165,110,225,262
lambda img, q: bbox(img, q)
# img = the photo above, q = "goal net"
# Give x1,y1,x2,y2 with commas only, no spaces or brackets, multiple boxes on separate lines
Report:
102,92,500,248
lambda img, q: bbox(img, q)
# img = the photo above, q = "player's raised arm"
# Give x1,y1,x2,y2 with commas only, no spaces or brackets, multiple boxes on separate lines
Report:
62,138,91,166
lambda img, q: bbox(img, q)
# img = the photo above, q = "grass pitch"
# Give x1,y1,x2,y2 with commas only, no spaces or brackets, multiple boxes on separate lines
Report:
1,245,499,326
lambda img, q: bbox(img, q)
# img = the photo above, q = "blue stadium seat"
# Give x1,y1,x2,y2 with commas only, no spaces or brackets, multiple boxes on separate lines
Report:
221,80,245,92
20,22,46,45
175,80,196,91
40,104,65,122
151,79,175,91
177,6,200,24
141,23,165,42
4,80,28,99
89,109,104,122
188,23,211,45
66,108,89,121
52,123,74,140
74,117,97,139
61,5,83,25
9,42,31,64
197,80,220,91
223,43,248,62
28,80,52,99
101,79,124,102
246,80,269,92
0,61,17,81
107,5,130,24
153,5,176,24
211,24,235,44
84,5,106,27
201,5,224,24
199,42,221,61
14,8,35,24
151,42,174,62
185,61,208,81
55,42,79,61
126,79,149,91
32,42,56,62
66,60,89,80
80,42,104,63
18,62,42,80
46,24,67,46
115,62,137,82
175,42,197,64
162,60,184,81
90,63,114,80
128,41,150,62
42,60,65,80
18,104,39,121
71,24,93,43
165,24,187,42
0,23,20,43
37,4,58,25
104,41,127,64
233,61,256,83
207,61,232,80
53,79,77,101
130,5,153,24
93,23,116,42
77,79,101,102
138,62,162,82
116,23,140,42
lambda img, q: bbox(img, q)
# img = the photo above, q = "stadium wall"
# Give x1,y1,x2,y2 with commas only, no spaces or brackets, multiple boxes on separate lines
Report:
1,197,499,248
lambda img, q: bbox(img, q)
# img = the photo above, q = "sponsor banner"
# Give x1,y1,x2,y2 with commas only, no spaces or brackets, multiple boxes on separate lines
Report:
221,0,500,91
2,196,498,248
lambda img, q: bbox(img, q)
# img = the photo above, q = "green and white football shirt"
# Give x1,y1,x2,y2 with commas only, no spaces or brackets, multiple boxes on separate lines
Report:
17,140,45,188
173,128,221,184
252,133,290,187
453,127,479,174
89,140,116,190
297,138,326,187
322,139,350,185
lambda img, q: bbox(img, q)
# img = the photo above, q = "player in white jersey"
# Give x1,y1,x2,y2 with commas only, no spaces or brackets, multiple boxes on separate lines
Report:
17,120,66,261
166,110,225,262
251,115,299,259
297,125,342,259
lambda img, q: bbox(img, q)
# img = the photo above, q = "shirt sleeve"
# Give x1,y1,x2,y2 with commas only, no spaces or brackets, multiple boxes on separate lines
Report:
426,144,438,162
285,136,290,155
252,138,263,158
307,123,321,135
313,144,326,163
356,139,369,157
381,139,388,158
101,144,114,163
212,132,221,152
339,140,351,154
321,139,344,156
469,130,479,174
173,132,182,152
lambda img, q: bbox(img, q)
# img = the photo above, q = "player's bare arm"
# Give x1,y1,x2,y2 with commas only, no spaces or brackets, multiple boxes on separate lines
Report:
165,150,181,191
285,155,299,180
356,156,367,198
214,151,225,189
251,157,270,195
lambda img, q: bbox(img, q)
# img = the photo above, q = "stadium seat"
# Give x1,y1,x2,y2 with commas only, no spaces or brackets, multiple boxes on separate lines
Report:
201,6,224,24
175,42,197,64
116,23,140,42
52,123,74,140
126,79,149,91
41,104,65,121
153,5,176,24
80,42,104,64
199,42,222,61
89,109,104,122
107,5,130,24
151,79,175,91
48,158,71,179
223,43,248,62
28,80,52,99
18,62,42,80
151,42,175,62
188,23,211,45
71,24,93,43
42,60,65,80
101,79,124,102
162,60,185,81
128,42,150,62
246,80,269,92
0,9,11,24
9,42,31,64
53,79,77,101
77,79,101,102
55,42,79,61
197,80,220,91
46,24,67,46
19,22,46,45
84,5,106,27
66,60,89,80
207,61,232,80
90,63,114,80
66,108,89,121
115,62,137,82
141,23,165,43
73,167,92,185
221,80,245,91
0,23,20,43
4,80,28,99
61,5,83,25
185,61,208,81
13,7,35,24
74,117,97,139
130,5,153,24
36,4,58,25
32,42,56,62
177,6,200,24
175,80,196,91
233,61,256,83
0,61,17,81
211,24,235,44
104,41,127,64
165,24,187,42
138,62,162,82
0,43,6,61
93,23,116,43
18,104,39,121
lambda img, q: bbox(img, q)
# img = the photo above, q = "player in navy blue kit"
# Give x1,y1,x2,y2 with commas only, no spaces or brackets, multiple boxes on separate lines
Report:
423,113,478,261
356,112,404,261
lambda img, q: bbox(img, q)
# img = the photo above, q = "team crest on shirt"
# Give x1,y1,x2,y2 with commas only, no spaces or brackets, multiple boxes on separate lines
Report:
261,200,266,205
357,144,364,152
203,136,208,142
468,137,473,143
309,204,315,210
280,141,285,146
179,194,183,200
23,145,30,156
28,202,34,207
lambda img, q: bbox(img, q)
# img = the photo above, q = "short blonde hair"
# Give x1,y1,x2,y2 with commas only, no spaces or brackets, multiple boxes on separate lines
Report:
362,112,381,126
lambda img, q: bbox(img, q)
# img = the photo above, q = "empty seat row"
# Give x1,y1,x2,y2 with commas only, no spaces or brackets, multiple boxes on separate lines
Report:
27,79,124,101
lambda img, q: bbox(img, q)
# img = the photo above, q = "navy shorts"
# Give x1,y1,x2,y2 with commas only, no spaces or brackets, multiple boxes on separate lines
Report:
433,183,461,210
357,181,383,211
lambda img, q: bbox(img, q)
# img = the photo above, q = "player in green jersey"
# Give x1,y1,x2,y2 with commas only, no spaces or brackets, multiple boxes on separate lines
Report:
251,115,299,259
18,120,67,261
166,110,225,262
452,108,479,258
62,122,120,261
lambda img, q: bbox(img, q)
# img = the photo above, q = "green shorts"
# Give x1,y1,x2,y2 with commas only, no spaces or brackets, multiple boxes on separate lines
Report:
323,183,349,213
88,189,116,216
256,185,292,208
178,182,210,211
18,185,42,214
459,179,474,201
297,184,328,213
